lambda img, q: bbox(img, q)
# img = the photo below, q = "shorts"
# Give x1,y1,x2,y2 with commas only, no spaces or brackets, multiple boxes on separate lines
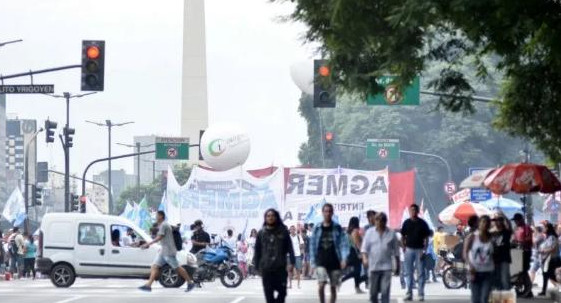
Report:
531,258,542,273
294,256,303,270
316,266,342,287
153,254,180,269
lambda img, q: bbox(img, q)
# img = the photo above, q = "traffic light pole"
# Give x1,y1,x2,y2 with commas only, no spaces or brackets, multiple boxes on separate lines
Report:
64,93,70,212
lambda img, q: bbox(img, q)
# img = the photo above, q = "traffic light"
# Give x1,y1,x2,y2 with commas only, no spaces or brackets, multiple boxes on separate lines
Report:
81,40,105,91
64,127,75,148
71,194,80,212
45,120,57,143
80,196,87,213
33,185,43,206
313,59,336,108
325,132,334,157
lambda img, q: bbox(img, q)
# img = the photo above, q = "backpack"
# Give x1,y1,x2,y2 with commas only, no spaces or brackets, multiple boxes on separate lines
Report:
172,226,183,251
8,239,18,255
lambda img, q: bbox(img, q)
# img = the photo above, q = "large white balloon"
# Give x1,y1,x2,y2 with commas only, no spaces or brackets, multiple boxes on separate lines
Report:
289,61,314,95
200,123,251,171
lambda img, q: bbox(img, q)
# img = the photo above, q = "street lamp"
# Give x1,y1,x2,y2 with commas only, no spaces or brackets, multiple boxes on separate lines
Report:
86,120,134,214
117,142,154,201
24,127,43,233
0,39,23,48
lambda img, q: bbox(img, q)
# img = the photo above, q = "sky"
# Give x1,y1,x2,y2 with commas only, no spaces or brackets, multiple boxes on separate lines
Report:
0,0,312,178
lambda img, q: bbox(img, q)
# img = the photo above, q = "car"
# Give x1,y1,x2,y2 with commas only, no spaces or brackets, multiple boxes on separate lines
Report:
36,212,191,288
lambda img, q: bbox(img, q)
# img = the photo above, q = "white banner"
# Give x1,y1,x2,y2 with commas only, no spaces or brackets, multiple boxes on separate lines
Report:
285,167,390,226
166,166,284,235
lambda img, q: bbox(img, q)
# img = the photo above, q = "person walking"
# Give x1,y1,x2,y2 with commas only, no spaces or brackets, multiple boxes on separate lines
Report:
341,216,366,293
247,228,258,278
400,204,430,301
538,222,560,296
424,230,438,283
463,215,494,303
23,234,37,279
361,212,399,303
139,211,195,292
492,213,512,290
288,225,304,289
254,208,295,303
309,203,350,303
190,220,211,254
8,227,25,279
530,225,545,285
237,234,248,278
512,213,534,298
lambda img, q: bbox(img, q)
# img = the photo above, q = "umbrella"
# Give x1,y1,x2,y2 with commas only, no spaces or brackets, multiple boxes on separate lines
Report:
460,168,495,189
438,202,491,225
480,197,522,218
483,163,561,194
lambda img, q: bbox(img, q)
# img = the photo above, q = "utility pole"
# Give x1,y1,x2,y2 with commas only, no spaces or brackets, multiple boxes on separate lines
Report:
87,120,134,214
117,142,154,201
43,92,96,211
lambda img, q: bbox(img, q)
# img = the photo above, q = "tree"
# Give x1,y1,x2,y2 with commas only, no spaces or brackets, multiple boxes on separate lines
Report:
276,0,561,161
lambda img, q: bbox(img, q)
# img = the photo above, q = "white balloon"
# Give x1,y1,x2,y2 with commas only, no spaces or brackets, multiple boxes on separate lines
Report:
289,61,314,95
200,123,251,171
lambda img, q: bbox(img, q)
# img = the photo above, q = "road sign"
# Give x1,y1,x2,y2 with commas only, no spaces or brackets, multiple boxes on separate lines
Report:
470,188,492,202
366,139,400,160
0,84,54,94
444,181,457,195
367,76,420,105
155,137,189,160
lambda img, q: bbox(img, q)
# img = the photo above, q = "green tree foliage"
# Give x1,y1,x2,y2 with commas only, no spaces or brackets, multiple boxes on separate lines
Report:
115,163,192,214
277,0,561,160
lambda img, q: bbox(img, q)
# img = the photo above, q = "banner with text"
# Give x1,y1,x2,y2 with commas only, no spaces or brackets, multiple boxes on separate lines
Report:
166,166,284,235
284,168,390,226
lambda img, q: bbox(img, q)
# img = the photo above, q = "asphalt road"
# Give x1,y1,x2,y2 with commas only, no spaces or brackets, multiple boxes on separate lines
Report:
0,276,556,303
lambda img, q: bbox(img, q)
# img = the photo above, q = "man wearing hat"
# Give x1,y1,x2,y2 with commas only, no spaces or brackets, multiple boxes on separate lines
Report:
190,220,211,254
512,213,533,298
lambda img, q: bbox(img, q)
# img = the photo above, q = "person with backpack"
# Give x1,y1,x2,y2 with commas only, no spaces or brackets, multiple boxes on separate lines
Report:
8,227,25,279
309,203,350,303
254,208,295,303
139,211,195,292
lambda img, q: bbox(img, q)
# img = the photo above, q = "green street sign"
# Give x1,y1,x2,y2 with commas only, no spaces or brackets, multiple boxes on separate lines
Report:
367,76,420,105
366,139,400,160
155,137,189,160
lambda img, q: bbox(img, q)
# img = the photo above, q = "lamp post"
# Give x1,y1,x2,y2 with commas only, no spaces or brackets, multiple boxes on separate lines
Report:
117,142,154,201
24,128,43,233
86,120,134,214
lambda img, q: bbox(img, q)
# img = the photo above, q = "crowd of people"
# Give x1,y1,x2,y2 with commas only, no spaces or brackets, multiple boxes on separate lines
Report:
0,227,38,280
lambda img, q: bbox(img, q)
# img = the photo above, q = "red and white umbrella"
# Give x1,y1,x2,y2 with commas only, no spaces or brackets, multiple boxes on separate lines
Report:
438,202,491,225
484,163,561,194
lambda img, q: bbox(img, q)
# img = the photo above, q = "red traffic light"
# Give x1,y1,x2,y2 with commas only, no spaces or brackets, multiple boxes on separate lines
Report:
86,46,100,59
319,66,330,77
325,132,334,141
80,196,87,203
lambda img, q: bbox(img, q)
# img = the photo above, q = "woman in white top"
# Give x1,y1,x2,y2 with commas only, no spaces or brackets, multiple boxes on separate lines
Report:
247,229,258,277
463,215,494,303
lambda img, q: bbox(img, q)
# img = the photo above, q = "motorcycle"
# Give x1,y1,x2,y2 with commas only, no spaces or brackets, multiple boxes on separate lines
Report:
159,236,244,288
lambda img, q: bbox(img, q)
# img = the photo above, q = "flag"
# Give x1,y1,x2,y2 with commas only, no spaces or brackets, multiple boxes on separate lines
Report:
158,192,166,212
120,202,134,219
137,196,153,231
1,187,26,227
423,210,436,231
85,197,101,214
165,166,182,225
304,199,339,224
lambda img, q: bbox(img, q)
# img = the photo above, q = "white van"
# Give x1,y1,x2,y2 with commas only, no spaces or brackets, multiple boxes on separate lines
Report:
36,213,191,288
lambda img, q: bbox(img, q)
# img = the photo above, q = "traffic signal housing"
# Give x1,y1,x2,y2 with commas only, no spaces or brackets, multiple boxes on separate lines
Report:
64,127,75,148
45,120,57,143
81,40,105,91
313,60,336,108
33,185,42,206
71,194,80,212
80,196,87,213
325,132,334,157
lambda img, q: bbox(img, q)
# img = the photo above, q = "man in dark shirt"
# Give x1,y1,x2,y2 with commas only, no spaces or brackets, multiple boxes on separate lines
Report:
401,204,430,301
190,220,210,254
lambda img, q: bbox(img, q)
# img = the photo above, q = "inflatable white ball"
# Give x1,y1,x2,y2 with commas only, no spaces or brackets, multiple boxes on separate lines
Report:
200,123,250,171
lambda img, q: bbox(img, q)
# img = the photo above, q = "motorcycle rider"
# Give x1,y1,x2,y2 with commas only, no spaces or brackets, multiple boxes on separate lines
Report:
254,208,295,303
191,220,211,254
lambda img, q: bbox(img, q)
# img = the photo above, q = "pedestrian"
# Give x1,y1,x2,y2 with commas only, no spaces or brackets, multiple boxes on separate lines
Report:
538,222,561,295
302,224,312,279
361,212,399,303
511,213,533,298
396,232,406,289
364,210,377,232
138,211,196,292
433,226,446,276
424,230,438,283
341,216,367,293
400,204,430,301
237,234,248,278
247,228,258,278
288,225,304,289
463,215,494,303
225,229,237,250
309,203,350,303
190,220,211,254
253,208,295,303
492,213,512,290
23,234,37,279
0,230,4,275
530,225,545,285
8,227,25,279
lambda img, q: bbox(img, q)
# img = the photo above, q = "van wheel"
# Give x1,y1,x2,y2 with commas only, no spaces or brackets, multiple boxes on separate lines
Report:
159,265,184,288
50,263,76,288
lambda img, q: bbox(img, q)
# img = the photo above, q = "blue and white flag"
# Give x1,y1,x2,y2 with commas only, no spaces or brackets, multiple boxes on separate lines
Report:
120,202,134,220
1,187,26,227
304,199,339,224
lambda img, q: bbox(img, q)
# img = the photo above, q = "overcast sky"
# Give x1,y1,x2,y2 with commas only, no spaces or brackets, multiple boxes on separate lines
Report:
0,0,312,178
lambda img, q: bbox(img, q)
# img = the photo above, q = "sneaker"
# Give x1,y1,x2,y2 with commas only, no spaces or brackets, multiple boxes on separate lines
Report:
419,296,424,301
185,283,195,293
404,294,413,301
138,285,152,292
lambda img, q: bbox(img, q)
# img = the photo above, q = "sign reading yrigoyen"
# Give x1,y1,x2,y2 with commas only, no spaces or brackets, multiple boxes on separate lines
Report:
0,85,54,94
